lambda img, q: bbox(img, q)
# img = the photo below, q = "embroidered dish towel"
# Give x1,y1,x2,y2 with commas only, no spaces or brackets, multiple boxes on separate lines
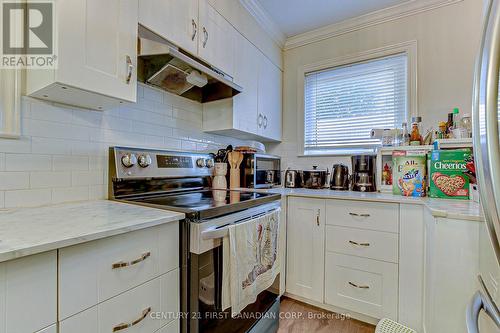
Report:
222,208,281,315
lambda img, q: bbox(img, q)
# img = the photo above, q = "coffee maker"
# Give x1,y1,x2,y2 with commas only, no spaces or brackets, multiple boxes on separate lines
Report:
351,155,376,192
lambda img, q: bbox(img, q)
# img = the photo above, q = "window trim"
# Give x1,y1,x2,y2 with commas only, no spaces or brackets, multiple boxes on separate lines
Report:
297,40,418,156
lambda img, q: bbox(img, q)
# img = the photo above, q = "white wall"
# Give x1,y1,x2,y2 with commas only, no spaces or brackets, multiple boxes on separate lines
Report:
269,0,484,171
0,84,249,209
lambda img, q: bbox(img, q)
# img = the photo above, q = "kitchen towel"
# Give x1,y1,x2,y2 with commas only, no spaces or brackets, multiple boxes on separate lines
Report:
222,208,281,315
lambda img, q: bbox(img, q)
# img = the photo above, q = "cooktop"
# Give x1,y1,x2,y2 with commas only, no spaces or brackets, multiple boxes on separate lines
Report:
126,189,281,220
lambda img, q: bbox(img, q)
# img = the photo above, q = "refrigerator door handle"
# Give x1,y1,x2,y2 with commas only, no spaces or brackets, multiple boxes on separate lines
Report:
473,0,500,264
466,291,500,333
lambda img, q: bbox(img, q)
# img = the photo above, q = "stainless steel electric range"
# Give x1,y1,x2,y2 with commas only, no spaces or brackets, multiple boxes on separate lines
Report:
108,146,282,333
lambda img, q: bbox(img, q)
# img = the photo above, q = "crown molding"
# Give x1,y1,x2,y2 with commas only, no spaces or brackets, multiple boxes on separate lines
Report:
284,0,464,51
239,0,286,48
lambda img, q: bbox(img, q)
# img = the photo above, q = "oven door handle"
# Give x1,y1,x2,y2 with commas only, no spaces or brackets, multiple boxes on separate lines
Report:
201,207,280,240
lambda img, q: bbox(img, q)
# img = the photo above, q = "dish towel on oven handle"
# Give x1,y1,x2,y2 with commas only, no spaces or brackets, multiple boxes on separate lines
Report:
221,207,281,316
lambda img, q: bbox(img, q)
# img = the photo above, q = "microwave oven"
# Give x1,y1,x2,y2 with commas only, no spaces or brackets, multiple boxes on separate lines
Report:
240,153,281,188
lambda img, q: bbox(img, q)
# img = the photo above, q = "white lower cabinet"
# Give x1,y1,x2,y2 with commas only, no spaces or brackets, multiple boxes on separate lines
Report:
286,197,401,323
424,212,480,333
0,251,57,333
60,269,179,333
324,252,398,319
286,197,325,302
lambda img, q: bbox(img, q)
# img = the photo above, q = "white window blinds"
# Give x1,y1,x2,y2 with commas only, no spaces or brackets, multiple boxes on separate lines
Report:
304,53,408,154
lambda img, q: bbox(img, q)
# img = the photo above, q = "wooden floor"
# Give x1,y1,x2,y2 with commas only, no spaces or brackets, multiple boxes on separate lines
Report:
278,297,375,333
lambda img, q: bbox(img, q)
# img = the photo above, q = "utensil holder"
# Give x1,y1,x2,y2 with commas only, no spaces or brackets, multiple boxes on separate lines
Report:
230,168,240,189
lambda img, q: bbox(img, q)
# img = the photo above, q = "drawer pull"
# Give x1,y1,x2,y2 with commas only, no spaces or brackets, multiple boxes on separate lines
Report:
348,281,370,289
349,212,370,217
316,209,320,226
113,306,152,332
112,252,151,269
349,240,370,247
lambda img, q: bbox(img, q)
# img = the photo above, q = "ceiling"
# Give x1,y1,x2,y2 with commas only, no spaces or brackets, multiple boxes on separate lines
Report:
256,0,412,37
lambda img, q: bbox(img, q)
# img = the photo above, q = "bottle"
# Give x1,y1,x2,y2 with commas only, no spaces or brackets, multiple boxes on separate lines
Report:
401,122,409,146
447,112,454,138
410,122,421,145
461,113,472,138
452,108,460,130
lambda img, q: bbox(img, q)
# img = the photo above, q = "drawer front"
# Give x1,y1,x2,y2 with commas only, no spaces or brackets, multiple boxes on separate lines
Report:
60,269,179,333
325,253,398,320
326,226,399,263
326,200,399,233
154,318,179,333
59,222,179,320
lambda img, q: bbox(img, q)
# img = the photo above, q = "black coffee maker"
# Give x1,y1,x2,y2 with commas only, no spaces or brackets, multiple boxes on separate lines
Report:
351,155,376,192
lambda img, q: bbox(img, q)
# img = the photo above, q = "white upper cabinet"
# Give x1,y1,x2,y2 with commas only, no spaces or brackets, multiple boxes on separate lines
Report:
198,0,236,77
257,54,282,141
139,0,236,78
139,0,198,55
202,33,282,142
26,0,139,110
232,35,260,135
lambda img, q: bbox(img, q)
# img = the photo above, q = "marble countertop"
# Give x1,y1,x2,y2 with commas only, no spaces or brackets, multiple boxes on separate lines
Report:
248,187,484,222
0,200,184,263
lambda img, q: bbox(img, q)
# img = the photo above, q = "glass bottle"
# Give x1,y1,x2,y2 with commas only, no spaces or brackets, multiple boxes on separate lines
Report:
410,122,421,145
401,122,409,146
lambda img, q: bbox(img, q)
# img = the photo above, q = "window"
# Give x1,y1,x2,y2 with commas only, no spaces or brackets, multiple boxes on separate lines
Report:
304,53,408,155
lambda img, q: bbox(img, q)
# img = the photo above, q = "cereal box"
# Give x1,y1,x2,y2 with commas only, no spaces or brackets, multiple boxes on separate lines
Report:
429,150,472,199
392,150,427,197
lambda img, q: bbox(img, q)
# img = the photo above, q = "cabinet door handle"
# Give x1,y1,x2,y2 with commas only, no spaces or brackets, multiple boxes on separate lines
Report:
202,27,209,48
191,19,197,41
263,115,268,129
258,113,263,127
349,240,370,247
349,212,370,217
112,307,152,332
112,252,151,269
316,209,320,226
125,55,133,84
348,281,370,289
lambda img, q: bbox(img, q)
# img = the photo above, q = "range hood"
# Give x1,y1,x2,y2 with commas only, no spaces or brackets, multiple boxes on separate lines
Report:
137,25,242,103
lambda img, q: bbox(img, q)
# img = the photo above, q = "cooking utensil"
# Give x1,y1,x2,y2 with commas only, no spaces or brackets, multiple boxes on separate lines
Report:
228,151,243,189
302,166,329,189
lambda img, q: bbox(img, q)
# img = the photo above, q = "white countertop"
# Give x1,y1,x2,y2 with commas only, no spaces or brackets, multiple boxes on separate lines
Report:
0,200,184,263
249,187,484,222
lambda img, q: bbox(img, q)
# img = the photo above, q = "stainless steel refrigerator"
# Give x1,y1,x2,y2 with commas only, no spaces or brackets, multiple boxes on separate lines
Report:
468,0,500,331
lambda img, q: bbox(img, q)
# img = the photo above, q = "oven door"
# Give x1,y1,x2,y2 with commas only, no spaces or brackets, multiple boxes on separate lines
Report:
183,203,281,333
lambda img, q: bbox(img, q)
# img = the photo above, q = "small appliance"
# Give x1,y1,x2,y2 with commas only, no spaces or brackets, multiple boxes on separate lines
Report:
284,169,302,188
302,166,329,189
330,164,350,190
351,155,376,192
240,153,281,188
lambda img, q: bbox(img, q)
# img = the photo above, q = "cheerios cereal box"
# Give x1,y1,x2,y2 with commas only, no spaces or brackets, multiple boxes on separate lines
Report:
429,150,472,200
392,150,427,197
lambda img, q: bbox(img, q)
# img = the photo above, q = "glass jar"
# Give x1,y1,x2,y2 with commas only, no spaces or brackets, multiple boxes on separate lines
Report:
460,114,472,138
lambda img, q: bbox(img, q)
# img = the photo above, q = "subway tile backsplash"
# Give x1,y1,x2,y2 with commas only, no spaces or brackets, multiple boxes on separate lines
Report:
0,84,249,208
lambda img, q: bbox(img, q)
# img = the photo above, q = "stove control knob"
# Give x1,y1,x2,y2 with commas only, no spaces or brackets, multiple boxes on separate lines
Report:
121,153,137,168
138,154,152,168
196,158,206,168
205,159,214,168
